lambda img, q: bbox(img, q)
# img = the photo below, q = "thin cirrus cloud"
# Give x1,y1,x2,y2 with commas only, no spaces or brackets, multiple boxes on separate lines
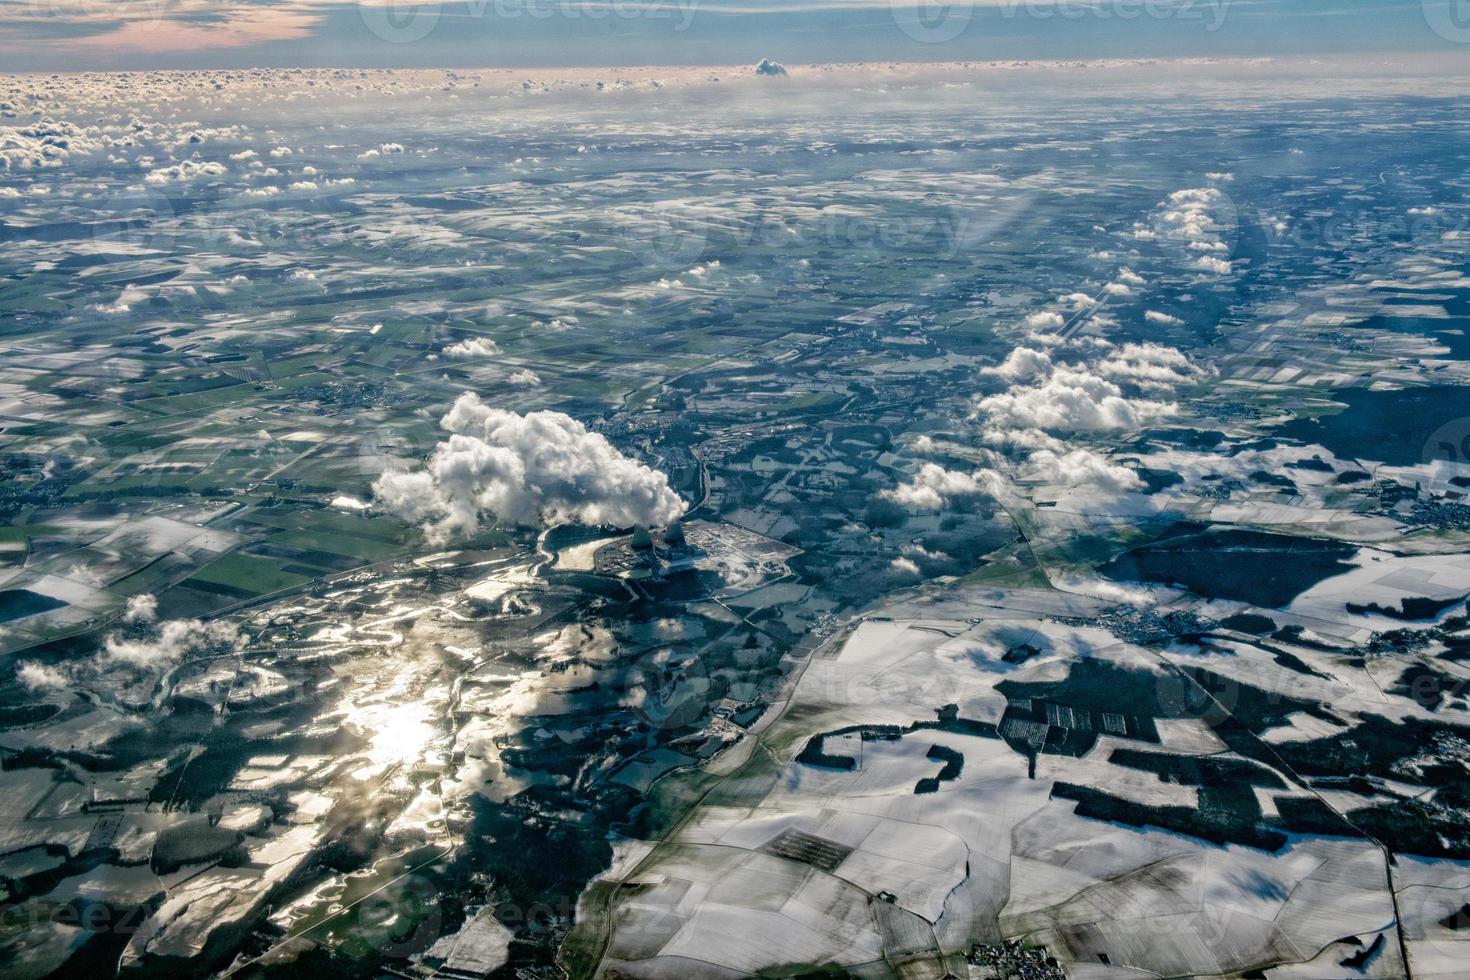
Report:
0,0,1461,65
0,0,320,54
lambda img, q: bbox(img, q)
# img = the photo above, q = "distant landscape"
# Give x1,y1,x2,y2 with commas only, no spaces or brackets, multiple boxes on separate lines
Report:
2,56,1470,980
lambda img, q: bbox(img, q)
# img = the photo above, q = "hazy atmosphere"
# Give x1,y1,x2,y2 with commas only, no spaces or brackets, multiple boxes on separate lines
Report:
1,0,1468,68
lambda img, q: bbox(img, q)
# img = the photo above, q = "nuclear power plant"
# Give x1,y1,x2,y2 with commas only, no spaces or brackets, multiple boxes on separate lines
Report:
618,521,696,579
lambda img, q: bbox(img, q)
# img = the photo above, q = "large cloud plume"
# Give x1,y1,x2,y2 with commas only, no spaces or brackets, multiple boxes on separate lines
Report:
374,392,686,541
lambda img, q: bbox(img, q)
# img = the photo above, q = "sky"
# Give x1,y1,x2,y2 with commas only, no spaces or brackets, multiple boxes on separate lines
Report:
0,0,1466,70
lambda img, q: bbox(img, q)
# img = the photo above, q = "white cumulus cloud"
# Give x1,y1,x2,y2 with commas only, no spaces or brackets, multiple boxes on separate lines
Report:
1191,255,1233,275
123,593,158,624
144,159,226,185
373,392,685,541
508,369,541,386
16,661,68,692
975,364,1175,435
1145,186,1235,277
1097,342,1207,390
983,346,1053,382
443,336,500,358
1025,448,1144,494
0,119,103,172
103,618,242,670
881,463,998,511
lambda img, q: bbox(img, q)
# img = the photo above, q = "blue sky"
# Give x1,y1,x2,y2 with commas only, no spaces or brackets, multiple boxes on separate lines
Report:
0,0,1467,70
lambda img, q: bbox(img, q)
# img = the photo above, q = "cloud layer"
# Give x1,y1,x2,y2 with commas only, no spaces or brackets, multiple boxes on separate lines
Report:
1,119,103,171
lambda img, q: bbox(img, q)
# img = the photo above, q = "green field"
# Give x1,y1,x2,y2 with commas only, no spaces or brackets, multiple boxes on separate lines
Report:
186,552,313,597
